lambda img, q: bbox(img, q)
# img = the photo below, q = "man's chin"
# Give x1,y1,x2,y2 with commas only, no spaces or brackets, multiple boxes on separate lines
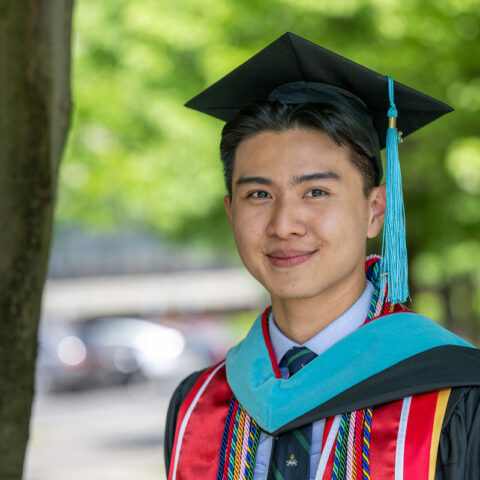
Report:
267,284,323,301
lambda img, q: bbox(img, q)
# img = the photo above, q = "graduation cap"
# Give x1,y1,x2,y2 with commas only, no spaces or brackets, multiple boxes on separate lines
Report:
185,32,453,305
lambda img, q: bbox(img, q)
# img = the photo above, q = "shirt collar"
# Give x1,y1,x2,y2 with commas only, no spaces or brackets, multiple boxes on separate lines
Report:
269,280,374,365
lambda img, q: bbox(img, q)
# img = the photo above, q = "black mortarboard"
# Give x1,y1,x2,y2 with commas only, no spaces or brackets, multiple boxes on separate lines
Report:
185,32,454,305
185,32,452,150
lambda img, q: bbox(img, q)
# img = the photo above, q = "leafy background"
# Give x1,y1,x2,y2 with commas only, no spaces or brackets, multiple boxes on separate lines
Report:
56,0,480,339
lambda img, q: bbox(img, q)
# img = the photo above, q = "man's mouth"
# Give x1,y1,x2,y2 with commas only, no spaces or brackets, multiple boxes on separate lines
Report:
266,249,317,268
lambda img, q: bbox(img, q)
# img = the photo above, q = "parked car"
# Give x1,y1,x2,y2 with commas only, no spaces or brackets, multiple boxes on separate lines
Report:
36,316,213,393
36,321,98,392
80,316,212,381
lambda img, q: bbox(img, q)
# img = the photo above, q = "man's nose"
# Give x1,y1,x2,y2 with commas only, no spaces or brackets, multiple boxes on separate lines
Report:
266,197,307,239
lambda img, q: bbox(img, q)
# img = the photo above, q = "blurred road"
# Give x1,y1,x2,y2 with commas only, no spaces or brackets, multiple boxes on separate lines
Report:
24,379,181,480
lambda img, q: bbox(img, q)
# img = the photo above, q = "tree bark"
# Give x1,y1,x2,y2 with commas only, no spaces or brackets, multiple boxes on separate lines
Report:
0,1,74,478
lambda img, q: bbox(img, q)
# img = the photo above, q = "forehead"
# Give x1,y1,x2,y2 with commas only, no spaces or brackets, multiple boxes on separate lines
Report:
233,128,352,178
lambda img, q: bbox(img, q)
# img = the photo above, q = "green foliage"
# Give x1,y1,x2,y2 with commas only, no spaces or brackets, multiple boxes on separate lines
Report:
58,0,480,333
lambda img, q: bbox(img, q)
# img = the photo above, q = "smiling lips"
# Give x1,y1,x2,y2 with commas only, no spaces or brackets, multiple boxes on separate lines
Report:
267,249,317,268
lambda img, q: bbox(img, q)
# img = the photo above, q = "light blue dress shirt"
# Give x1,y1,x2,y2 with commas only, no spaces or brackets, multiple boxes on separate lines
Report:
252,280,374,480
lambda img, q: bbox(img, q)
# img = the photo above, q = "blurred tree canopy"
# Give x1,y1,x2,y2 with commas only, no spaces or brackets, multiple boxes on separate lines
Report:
58,0,480,336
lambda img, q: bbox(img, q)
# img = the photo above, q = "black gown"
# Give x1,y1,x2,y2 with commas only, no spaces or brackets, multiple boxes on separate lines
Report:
164,370,480,479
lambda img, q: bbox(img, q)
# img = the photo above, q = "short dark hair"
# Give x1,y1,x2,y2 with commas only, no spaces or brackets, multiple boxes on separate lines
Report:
220,101,381,197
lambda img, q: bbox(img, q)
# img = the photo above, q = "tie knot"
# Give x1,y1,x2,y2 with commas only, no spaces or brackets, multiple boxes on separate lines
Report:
281,346,317,377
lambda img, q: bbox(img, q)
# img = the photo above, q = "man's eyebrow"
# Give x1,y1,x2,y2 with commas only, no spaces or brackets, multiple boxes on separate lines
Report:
291,171,340,185
235,172,340,187
235,176,273,186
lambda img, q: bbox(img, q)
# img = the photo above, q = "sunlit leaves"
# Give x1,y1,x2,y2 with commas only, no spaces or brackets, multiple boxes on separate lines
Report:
447,137,480,194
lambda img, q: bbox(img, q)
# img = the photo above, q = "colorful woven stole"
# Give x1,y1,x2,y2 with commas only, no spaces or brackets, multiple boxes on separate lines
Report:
216,395,261,480
216,255,401,480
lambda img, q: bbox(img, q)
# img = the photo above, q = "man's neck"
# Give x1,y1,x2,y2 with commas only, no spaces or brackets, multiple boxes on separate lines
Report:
270,268,367,344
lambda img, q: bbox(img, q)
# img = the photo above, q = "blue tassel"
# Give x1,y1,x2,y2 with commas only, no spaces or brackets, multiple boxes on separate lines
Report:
380,77,410,304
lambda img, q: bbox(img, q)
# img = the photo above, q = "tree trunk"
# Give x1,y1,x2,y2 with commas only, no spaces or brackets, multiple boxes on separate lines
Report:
0,1,74,478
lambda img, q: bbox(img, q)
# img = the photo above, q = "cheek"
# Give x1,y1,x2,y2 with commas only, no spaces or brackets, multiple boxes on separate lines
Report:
309,198,369,243
341,200,370,248
231,208,265,253
306,201,346,234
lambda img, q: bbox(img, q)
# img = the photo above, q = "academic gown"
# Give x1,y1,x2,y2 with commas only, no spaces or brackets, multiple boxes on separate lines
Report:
164,312,480,479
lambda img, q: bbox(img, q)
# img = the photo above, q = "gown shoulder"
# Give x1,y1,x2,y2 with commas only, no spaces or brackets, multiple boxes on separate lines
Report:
436,386,480,479
164,369,207,476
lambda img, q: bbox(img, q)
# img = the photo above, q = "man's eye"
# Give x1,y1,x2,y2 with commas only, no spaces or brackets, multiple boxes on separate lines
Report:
248,191,270,199
305,188,327,197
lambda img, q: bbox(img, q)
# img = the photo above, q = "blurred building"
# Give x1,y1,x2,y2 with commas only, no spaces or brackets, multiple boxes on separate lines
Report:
43,226,268,322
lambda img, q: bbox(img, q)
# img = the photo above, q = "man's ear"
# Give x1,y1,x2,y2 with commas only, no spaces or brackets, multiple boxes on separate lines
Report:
224,195,233,225
367,184,386,239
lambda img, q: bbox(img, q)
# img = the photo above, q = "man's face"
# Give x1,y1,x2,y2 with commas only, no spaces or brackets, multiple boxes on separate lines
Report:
224,128,385,300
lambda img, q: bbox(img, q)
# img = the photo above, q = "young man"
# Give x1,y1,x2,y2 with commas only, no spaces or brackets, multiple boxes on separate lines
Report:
164,33,480,480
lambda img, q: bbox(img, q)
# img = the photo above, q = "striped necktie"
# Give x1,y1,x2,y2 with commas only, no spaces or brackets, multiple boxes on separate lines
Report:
268,346,318,480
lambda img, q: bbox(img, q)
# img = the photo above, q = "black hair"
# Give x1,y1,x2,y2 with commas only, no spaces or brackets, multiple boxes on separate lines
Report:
220,101,381,197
